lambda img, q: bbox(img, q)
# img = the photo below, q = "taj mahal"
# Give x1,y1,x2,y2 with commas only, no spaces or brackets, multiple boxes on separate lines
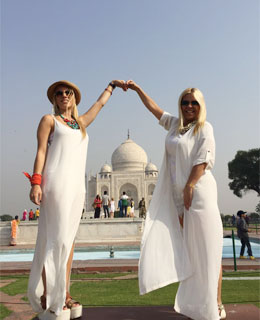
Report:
86,134,159,211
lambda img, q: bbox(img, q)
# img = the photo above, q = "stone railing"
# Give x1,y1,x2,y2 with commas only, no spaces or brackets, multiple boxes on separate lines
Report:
0,218,145,246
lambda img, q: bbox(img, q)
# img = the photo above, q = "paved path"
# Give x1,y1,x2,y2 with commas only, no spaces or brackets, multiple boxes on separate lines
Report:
29,305,259,320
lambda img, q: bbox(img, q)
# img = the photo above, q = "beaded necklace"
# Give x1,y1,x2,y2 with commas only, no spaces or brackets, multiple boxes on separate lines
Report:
59,114,80,129
179,120,197,135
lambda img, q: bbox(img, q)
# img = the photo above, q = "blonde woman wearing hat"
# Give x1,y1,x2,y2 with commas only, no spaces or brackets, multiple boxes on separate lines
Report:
26,80,126,320
125,80,225,320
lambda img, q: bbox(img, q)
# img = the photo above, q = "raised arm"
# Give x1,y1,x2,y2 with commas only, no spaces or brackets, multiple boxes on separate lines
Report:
30,114,54,205
79,80,127,128
126,80,164,120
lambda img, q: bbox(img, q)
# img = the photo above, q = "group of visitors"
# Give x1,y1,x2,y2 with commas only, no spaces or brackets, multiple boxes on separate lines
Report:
93,191,116,219
22,208,40,221
117,192,135,217
92,192,147,219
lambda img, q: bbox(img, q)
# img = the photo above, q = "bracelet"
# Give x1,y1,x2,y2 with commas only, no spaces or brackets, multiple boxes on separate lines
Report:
109,82,116,89
23,172,42,186
186,183,195,189
105,88,112,95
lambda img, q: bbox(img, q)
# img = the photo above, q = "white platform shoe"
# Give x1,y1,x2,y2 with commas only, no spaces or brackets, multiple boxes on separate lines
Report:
218,304,226,320
38,309,71,320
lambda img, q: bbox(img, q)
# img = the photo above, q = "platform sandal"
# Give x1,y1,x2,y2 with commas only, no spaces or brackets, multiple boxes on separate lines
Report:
38,308,71,320
65,295,82,319
218,303,226,320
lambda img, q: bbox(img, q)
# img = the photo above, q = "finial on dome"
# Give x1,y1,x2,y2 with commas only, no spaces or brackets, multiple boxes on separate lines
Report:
127,129,130,140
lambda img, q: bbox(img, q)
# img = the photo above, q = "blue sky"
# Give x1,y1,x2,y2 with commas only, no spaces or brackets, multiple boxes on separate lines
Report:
1,0,259,216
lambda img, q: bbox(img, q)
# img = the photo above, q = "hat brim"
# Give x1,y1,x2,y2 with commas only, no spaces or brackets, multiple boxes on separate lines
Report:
47,80,81,105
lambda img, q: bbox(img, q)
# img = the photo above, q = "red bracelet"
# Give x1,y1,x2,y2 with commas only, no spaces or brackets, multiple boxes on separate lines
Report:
105,88,112,95
23,172,42,186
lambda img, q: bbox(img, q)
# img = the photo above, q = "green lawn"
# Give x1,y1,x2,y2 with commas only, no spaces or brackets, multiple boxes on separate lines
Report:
0,303,12,320
0,271,259,318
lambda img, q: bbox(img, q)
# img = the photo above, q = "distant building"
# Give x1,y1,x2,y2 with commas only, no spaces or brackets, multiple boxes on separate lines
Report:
87,136,158,211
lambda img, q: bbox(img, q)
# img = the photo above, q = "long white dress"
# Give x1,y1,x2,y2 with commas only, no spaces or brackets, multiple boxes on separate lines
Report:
28,116,89,316
138,112,223,320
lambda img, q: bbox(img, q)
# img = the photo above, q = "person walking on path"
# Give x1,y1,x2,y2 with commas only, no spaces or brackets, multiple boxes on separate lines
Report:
25,79,126,320
10,215,19,246
126,80,225,320
102,191,110,218
236,210,255,260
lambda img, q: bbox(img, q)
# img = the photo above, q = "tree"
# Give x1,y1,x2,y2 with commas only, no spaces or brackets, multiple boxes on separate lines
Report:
249,212,260,220
256,201,260,214
228,148,260,197
0,214,13,221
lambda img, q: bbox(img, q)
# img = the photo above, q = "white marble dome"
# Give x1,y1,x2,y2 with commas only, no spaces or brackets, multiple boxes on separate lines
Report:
145,162,158,172
111,138,148,171
100,163,112,173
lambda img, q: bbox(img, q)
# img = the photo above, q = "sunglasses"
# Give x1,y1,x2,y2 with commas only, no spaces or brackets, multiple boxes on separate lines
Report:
181,100,199,106
55,90,73,97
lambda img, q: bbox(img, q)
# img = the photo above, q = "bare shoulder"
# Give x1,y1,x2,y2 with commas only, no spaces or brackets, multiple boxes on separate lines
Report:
37,114,54,132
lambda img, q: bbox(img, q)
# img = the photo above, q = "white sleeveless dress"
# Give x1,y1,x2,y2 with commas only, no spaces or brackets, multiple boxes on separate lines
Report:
28,116,89,316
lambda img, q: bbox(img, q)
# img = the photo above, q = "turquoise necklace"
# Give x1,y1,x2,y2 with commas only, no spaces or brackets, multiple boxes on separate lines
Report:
59,114,80,129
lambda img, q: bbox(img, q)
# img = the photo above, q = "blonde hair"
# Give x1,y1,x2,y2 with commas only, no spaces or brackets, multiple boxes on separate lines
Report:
52,89,86,138
178,88,206,135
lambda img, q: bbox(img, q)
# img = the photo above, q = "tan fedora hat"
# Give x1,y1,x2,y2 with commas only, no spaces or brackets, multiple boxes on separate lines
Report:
47,80,81,105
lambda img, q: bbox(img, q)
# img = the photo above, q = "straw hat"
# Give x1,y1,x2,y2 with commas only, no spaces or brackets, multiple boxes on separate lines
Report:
47,80,81,105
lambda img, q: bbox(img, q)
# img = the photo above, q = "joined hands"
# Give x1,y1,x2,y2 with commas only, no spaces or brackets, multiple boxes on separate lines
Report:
112,80,139,92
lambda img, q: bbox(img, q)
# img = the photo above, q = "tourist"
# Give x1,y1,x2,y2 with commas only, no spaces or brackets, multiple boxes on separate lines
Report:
35,208,40,219
10,215,19,246
118,198,123,217
127,198,131,217
237,210,255,260
121,191,129,217
93,195,102,219
102,191,110,218
28,209,34,221
130,198,135,218
109,197,115,218
22,209,27,221
138,197,146,219
25,79,126,319
126,80,226,320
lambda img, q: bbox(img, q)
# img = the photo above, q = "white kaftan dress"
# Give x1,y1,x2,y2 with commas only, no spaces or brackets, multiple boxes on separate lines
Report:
28,116,88,316
139,112,223,320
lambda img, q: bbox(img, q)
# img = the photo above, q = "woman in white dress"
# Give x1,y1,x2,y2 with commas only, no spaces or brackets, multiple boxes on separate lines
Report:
26,79,126,320
126,80,226,320
109,197,115,218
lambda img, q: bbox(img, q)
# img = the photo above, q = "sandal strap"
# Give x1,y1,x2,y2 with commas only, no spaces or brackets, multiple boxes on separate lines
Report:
66,298,80,309
218,304,224,310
